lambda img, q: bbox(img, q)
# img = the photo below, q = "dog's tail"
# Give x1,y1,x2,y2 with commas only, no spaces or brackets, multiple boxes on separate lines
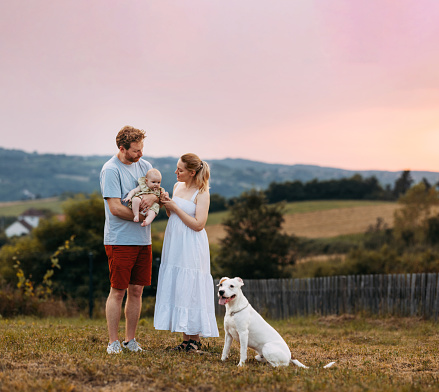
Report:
290,359,336,369
290,359,308,368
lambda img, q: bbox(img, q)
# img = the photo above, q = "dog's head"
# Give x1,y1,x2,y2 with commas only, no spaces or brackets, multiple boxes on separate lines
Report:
217,277,244,306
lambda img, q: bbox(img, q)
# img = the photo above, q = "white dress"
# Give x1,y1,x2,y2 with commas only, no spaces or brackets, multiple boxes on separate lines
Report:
154,186,219,337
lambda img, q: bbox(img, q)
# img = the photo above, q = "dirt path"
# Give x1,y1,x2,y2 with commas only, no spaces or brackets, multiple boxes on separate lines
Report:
205,204,401,243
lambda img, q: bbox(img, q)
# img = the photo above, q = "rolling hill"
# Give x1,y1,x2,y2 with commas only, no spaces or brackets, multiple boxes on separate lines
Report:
1,147,438,202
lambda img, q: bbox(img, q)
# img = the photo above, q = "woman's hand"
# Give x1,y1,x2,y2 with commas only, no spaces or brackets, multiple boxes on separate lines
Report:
160,192,170,202
161,197,177,212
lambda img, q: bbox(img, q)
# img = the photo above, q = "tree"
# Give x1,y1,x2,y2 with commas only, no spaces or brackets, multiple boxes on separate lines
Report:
422,177,432,190
215,190,294,279
209,193,228,212
393,182,439,246
393,170,413,198
265,181,305,203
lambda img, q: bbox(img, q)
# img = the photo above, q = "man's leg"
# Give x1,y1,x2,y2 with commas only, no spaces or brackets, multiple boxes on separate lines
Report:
124,284,144,342
106,287,127,343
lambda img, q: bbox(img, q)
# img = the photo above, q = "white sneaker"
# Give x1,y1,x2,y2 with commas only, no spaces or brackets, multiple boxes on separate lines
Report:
107,340,122,354
122,338,143,352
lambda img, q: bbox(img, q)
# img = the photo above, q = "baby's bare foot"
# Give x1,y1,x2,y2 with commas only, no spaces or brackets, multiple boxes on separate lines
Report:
141,221,150,227
133,215,139,222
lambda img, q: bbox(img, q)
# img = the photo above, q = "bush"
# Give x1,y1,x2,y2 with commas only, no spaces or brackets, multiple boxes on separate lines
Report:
0,285,79,318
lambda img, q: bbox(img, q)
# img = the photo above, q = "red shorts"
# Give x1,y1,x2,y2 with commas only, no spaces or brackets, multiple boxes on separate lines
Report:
105,245,152,290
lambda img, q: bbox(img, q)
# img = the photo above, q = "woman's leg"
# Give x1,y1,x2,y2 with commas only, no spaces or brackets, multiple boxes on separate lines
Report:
171,333,200,351
183,333,200,342
183,333,202,352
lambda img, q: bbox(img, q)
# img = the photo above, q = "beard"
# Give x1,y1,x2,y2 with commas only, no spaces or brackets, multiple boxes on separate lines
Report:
126,155,141,163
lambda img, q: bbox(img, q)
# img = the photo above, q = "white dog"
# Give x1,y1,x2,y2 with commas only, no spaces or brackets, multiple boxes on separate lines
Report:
217,277,335,368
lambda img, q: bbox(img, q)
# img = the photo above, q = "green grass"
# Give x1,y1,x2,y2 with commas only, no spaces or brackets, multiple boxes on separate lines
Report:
282,200,395,214
0,197,64,216
1,315,438,391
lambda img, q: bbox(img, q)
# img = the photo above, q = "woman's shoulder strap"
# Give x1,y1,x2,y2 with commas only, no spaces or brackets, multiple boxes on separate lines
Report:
190,189,200,202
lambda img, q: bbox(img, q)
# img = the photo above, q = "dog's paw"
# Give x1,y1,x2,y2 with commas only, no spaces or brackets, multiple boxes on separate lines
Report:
237,361,246,367
221,356,228,361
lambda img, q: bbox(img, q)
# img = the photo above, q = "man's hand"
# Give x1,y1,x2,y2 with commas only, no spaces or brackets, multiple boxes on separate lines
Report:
139,194,159,211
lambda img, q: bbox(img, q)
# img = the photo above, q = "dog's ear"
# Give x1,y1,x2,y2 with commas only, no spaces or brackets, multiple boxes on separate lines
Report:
217,277,229,286
235,277,244,286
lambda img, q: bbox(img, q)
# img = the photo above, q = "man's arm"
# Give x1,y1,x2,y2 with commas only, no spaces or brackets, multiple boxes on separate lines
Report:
106,198,138,221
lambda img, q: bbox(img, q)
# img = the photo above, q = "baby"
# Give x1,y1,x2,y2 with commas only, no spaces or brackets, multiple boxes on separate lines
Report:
123,168,165,227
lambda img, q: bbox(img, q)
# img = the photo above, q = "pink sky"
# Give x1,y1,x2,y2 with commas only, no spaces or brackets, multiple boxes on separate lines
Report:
1,0,439,171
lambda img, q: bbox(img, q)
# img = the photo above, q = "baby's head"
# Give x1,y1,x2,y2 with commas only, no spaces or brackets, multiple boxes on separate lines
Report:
145,168,162,191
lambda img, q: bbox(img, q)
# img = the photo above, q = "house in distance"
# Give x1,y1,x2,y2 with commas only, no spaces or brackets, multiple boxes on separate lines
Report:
5,208,46,238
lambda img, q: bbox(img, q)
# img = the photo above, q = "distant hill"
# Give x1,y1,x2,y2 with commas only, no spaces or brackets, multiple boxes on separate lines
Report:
0,147,438,202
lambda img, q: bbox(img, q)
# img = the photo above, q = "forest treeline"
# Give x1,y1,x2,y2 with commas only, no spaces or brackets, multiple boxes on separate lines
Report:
266,174,396,202
2,170,439,317
206,170,418,214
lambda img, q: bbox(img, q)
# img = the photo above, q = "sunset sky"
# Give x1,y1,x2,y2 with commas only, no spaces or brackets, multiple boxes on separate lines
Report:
1,1,439,171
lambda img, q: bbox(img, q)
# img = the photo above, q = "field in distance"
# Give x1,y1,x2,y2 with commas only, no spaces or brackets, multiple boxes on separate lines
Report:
155,200,400,242
0,198,400,241
0,197,64,216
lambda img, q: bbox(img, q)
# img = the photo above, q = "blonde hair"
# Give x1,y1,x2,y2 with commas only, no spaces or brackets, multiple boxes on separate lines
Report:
181,153,210,193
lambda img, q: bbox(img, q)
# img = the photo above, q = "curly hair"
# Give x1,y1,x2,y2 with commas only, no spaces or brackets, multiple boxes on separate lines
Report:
116,126,146,150
180,153,210,193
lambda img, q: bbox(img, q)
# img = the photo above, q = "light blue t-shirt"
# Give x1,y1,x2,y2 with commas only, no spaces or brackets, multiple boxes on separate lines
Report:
100,156,153,245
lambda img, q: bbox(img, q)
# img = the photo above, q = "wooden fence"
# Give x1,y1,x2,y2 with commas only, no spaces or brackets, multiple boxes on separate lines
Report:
214,273,439,320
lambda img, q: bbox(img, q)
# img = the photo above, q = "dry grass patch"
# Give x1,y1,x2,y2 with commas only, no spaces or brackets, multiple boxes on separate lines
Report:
281,204,400,238
295,254,347,264
1,315,439,391
206,203,401,243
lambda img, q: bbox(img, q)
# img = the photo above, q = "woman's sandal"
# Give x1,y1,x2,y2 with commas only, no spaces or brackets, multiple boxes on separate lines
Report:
185,339,202,353
171,340,189,351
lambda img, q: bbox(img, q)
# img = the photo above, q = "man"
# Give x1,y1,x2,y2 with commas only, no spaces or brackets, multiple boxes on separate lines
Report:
100,125,158,354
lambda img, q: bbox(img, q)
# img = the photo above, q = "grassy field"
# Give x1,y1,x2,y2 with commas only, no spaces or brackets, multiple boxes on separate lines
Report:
1,315,438,391
0,197,397,238
204,201,400,243
153,200,399,239
0,197,64,216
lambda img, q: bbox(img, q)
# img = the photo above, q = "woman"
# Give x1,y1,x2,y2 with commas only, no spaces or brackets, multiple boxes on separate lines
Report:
154,153,219,351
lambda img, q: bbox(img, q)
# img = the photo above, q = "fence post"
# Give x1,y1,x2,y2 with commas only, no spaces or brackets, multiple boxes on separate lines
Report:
88,251,94,319
434,274,439,321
